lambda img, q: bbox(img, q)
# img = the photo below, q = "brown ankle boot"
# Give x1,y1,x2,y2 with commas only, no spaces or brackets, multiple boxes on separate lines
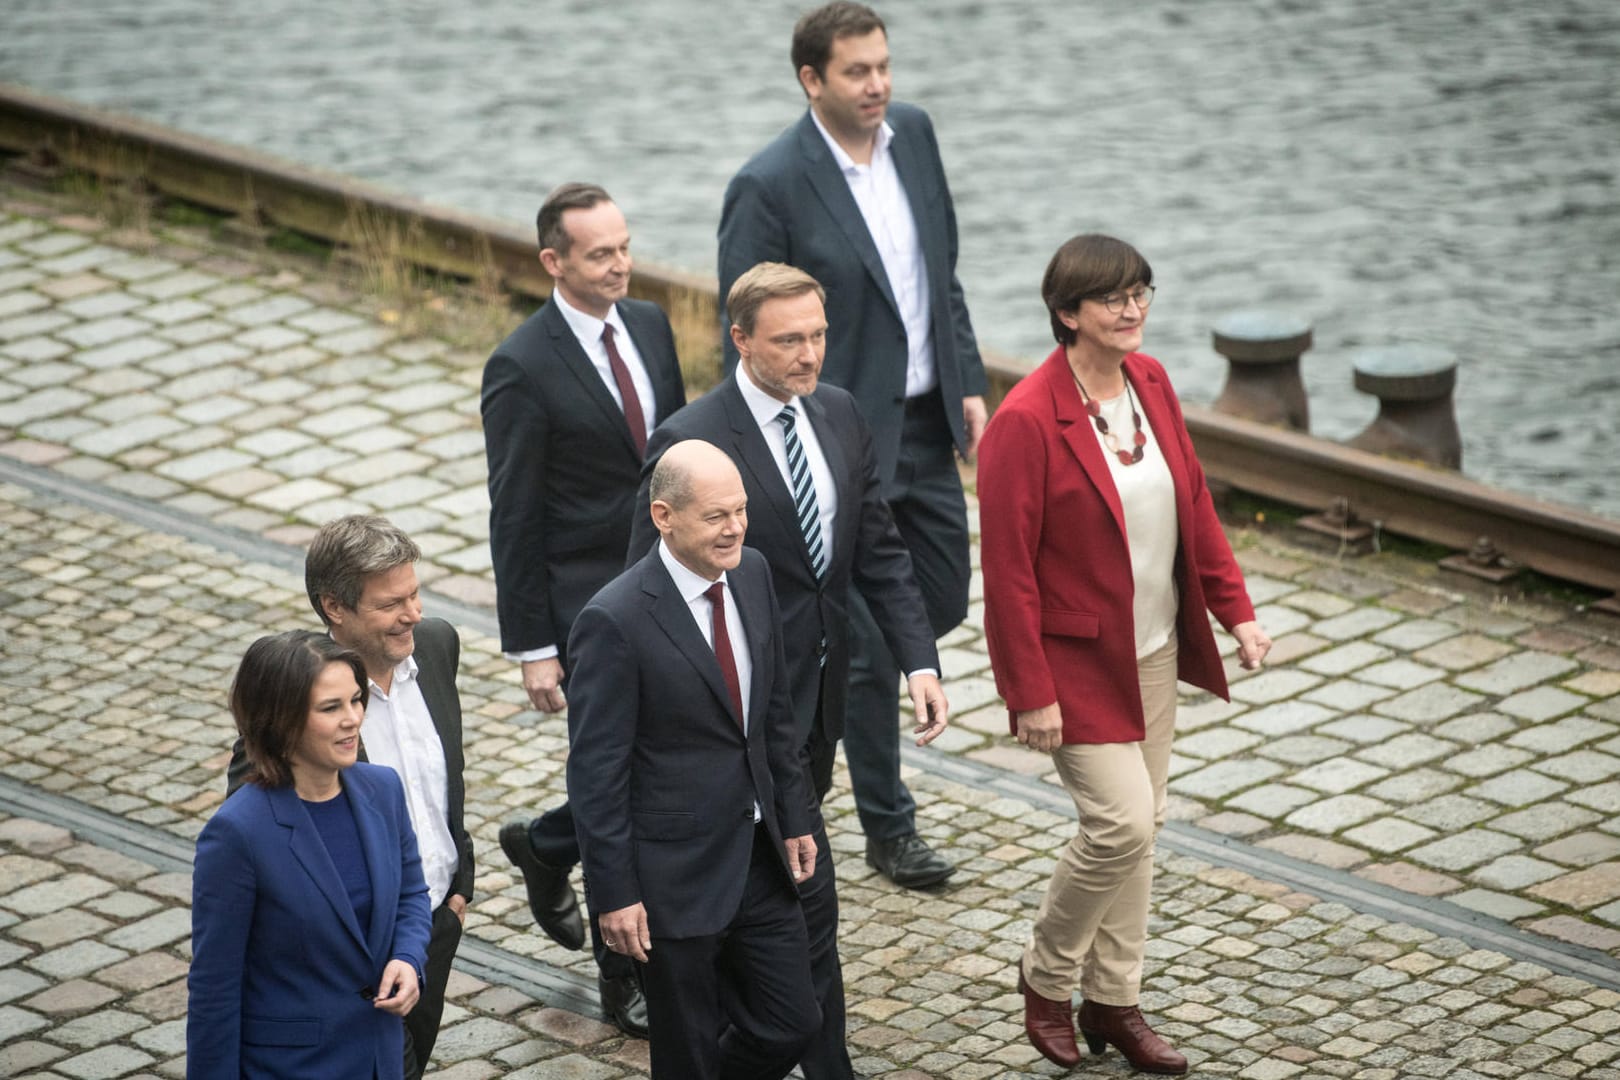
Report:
1077,1001,1188,1075
1018,967,1080,1067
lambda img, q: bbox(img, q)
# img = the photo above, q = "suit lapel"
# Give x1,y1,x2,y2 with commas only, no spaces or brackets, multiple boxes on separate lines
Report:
729,556,772,738
1128,356,1195,542
1048,353,1128,545
542,301,639,458
620,302,678,424
802,391,851,562
346,772,396,960
886,117,941,303
270,785,369,952
642,550,745,732
795,113,901,320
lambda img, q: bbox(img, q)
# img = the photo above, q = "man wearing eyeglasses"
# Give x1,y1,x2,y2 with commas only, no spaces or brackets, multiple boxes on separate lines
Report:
718,0,983,892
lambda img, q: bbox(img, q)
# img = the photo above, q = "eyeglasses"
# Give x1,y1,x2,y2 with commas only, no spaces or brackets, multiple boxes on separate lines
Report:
1086,285,1156,314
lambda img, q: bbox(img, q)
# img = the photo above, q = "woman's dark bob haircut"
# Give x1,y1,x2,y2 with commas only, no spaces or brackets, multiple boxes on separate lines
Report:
1041,234,1154,346
230,630,368,788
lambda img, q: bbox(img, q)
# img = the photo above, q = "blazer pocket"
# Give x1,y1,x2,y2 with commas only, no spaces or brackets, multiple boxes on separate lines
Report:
1040,608,1100,639
242,1016,321,1047
631,809,702,842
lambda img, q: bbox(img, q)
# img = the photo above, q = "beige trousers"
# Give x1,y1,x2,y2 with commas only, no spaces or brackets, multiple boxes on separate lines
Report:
1022,633,1178,1006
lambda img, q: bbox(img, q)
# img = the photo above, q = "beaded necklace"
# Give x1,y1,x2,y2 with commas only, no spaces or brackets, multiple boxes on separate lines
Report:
1072,371,1145,465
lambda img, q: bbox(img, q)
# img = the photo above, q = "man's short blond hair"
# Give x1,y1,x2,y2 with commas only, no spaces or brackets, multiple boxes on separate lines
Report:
726,262,826,337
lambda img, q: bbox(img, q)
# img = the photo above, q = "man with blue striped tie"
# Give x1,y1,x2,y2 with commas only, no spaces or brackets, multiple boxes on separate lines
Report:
628,262,948,1080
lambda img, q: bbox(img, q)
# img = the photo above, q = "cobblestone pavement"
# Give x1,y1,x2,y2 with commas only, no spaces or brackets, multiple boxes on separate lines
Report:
3,193,1620,1076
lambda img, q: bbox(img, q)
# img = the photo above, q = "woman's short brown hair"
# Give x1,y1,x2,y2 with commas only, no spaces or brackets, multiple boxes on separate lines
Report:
230,631,368,788
1041,234,1154,346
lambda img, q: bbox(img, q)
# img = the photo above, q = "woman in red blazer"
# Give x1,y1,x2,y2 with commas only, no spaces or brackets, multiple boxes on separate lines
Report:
979,235,1270,1074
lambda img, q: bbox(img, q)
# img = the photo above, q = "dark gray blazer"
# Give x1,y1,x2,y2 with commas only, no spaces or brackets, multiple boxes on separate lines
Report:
481,297,686,658
225,617,474,902
718,102,986,486
628,376,938,749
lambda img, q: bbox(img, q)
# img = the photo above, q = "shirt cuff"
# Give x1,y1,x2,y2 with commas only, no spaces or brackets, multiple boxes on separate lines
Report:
904,668,939,680
506,646,559,663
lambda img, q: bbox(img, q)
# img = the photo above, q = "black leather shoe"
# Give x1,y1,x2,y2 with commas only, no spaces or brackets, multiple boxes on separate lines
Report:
500,822,585,950
865,832,954,889
599,973,650,1039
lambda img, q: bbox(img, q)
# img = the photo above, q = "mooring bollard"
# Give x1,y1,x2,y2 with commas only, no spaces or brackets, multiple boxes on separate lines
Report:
1345,345,1462,469
1209,310,1312,432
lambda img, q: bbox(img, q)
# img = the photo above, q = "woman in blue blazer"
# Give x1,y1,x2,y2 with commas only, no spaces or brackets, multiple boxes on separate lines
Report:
188,631,432,1079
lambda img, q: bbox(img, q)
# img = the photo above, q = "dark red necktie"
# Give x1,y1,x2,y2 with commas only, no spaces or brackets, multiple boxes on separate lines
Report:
704,582,745,730
601,323,647,457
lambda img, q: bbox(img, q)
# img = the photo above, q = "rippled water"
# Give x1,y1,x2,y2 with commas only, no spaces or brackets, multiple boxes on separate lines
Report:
4,0,1618,514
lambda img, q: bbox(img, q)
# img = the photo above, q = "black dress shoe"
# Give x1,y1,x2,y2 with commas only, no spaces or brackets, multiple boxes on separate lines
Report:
499,821,585,950
599,973,650,1039
865,832,954,889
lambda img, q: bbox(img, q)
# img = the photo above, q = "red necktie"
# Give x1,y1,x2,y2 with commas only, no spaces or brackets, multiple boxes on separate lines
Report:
704,582,745,730
601,323,647,457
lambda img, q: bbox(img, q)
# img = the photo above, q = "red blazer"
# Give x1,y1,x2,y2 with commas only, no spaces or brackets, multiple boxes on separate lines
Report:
979,348,1255,744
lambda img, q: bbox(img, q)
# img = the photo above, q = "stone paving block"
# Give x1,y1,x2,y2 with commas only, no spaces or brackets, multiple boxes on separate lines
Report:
1456,652,1582,695
173,395,254,426
69,417,187,458
1373,683,1486,723
1413,633,1516,671
1532,748,1620,784
1432,712,1519,745
1230,701,1337,737
17,230,89,256
144,339,250,376
1354,732,1457,770
1252,603,1313,638
1228,668,1323,704
1498,686,1589,722
1312,714,1408,746
154,317,236,346
137,298,214,326
1534,830,1620,869
11,909,113,948
0,967,50,1005
0,289,48,318
58,315,153,349
286,307,365,334
298,403,392,438
155,447,256,483
1249,733,1348,766
1447,888,1546,921
244,477,345,513
4,873,117,915
2,335,73,362
234,324,308,351
1470,854,1564,891
25,938,128,978
0,309,73,340
315,324,394,355
128,269,222,299
1526,915,1620,951
222,294,312,327
1397,794,1499,831
1466,769,1569,807
1174,759,1285,800
1298,641,1394,677
0,386,93,426
50,1007,148,1048
1311,607,1403,641
1405,830,1521,872
1357,659,1446,690
100,254,181,282
1341,818,1437,854
59,290,144,319
1491,804,1603,845
1290,758,1389,794
1256,834,1367,869
1284,793,1389,833
74,335,172,372
1528,863,1620,910
430,1016,528,1061
0,1003,50,1042
102,909,191,952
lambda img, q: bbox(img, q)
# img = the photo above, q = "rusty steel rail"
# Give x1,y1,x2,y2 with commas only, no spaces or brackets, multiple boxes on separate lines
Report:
2,83,1617,600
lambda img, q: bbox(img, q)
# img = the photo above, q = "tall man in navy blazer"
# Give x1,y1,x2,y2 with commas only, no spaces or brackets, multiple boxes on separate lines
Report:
629,263,950,1080
568,440,821,1079
483,182,685,1034
718,2,985,888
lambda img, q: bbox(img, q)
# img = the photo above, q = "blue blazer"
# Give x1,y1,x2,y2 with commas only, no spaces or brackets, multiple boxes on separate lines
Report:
188,762,432,1079
718,102,987,487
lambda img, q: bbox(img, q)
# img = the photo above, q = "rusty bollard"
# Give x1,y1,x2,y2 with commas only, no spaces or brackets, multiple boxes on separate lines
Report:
1346,346,1462,469
1210,310,1312,432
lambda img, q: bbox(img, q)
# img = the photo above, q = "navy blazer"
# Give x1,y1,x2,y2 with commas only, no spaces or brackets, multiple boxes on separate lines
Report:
188,762,432,1079
718,103,986,486
627,376,938,749
565,546,814,940
482,297,686,657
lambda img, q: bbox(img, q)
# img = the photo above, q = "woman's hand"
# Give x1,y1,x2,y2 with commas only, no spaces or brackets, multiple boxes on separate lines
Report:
1233,621,1272,670
1014,703,1064,753
373,959,420,1016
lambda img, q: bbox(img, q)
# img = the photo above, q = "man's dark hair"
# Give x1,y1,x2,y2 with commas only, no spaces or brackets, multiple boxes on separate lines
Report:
304,514,420,627
791,2,886,84
535,182,614,254
231,631,369,788
1041,234,1155,347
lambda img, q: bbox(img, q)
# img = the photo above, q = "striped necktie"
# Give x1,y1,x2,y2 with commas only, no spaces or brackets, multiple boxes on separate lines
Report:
776,406,827,580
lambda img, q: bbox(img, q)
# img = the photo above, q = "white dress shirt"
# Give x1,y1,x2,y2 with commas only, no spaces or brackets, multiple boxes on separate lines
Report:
659,540,760,822
508,288,658,665
811,111,936,398
362,655,458,909
736,364,839,566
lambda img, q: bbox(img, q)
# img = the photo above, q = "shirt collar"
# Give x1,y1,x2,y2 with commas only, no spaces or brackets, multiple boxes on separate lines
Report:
657,538,729,605
736,363,802,432
810,108,894,174
368,653,418,699
551,286,628,349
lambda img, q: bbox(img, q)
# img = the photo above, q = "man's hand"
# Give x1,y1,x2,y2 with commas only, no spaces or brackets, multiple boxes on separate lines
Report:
599,902,651,963
373,959,421,1016
521,657,567,712
446,894,468,926
1014,702,1063,753
784,834,817,882
962,395,989,461
1232,621,1272,670
907,673,949,746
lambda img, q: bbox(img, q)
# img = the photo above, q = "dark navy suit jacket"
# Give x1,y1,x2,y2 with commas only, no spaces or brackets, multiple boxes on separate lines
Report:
718,103,986,487
565,546,814,940
628,376,938,750
188,762,431,1079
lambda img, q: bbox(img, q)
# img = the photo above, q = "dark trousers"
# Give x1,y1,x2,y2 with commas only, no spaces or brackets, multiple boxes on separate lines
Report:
528,802,636,983
844,391,970,839
641,827,820,1080
796,812,853,1080
402,899,463,1080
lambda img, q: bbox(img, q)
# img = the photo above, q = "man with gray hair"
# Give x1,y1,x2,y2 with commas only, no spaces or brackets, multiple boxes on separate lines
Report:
226,514,473,1080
